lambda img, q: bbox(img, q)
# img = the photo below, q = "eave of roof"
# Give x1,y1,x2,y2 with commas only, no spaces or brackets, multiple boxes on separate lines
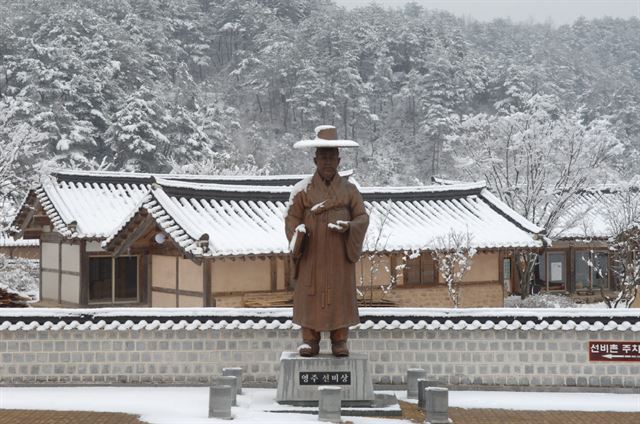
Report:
9,189,38,237
50,168,355,187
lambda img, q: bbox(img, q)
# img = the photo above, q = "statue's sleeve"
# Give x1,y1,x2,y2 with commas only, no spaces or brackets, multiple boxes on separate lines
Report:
285,191,305,242
346,187,369,263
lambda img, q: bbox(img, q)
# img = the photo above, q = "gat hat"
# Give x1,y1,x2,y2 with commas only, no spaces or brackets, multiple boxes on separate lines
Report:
293,125,359,149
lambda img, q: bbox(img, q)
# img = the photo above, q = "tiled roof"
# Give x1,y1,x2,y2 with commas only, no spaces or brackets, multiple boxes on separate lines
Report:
14,170,542,254
0,308,638,332
104,178,542,258
552,188,631,240
12,169,351,240
35,178,149,239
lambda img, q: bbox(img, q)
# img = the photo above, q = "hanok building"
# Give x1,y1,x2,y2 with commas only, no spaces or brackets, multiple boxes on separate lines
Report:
535,187,634,296
11,170,543,308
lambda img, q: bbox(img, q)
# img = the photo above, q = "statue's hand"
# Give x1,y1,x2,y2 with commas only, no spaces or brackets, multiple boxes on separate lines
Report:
328,220,349,233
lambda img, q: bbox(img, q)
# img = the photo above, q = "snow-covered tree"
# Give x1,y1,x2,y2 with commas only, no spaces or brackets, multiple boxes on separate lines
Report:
358,201,408,306
104,86,171,172
446,95,623,296
431,229,476,308
598,187,640,308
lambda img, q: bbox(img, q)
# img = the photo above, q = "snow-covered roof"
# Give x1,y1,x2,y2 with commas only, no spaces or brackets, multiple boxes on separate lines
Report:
13,170,542,253
11,169,351,240
104,178,542,258
0,238,39,247
552,188,631,240
0,307,638,332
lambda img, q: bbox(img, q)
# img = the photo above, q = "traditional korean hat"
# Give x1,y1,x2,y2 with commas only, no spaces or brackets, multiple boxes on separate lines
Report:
293,125,359,149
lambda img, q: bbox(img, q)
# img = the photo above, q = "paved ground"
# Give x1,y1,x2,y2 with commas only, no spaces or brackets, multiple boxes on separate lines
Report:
398,401,640,424
2,407,640,424
0,410,145,424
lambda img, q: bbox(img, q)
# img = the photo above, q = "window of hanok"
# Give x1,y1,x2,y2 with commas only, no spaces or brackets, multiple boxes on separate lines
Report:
89,256,139,303
537,252,567,291
575,251,608,291
405,253,436,285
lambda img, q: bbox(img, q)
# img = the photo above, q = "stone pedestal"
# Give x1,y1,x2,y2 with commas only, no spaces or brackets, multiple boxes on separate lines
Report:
276,352,375,406
407,368,427,399
318,386,342,422
223,367,243,394
208,385,233,419
425,387,451,424
213,376,238,406
418,379,442,410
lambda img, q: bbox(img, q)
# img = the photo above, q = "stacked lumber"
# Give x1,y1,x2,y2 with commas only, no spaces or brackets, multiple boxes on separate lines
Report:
0,287,31,308
241,290,397,308
357,289,397,307
243,291,294,308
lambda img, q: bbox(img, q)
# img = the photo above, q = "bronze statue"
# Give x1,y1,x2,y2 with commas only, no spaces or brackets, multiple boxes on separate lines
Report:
285,126,369,357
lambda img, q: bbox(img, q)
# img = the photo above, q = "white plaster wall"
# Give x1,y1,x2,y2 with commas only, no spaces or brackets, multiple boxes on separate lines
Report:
178,258,202,292
211,258,271,292
41,242,59,269
60,274,80,304
152,255,176,290
61,244,80,273
41,271,58,301
152,291,176,307
179,294,203,307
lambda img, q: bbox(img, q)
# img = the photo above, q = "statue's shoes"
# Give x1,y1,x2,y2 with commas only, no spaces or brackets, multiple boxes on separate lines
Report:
331,341,349,357
298,342,320,357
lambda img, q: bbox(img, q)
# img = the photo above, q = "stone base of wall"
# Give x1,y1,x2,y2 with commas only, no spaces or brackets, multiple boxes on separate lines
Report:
386,281,503,307
213,282,503,308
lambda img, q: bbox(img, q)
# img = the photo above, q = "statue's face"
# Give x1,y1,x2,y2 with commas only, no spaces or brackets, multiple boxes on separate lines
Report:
314,148,340,181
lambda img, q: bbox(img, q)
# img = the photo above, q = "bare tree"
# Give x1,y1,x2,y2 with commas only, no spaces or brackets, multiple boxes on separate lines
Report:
599,187,640,308
431,229,476,308
358,200,408,306
446,95,622,297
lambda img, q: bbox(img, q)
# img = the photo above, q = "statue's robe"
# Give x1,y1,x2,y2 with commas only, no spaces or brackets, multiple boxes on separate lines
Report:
285,172,369,331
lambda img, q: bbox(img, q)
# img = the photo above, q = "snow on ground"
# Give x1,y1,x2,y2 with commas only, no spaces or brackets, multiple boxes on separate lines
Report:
0,387,638,423
0,257,39,302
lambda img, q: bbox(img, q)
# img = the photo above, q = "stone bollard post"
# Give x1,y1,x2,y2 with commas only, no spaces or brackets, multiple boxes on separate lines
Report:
223,367,243,394
318,386,342,422
406,368,427,399
418,379,442,410
209,385,233,419
424,387,450,424
213,376,238,406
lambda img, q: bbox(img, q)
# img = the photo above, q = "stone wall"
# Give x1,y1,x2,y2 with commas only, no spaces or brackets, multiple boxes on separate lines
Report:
386,281,504,308
0,246,39,260
1,309,639,391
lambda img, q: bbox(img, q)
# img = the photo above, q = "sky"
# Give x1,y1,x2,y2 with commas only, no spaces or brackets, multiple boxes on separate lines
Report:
335,0,640,25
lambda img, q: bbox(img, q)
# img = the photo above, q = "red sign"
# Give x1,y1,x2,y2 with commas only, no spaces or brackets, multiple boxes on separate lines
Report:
589,341,640,361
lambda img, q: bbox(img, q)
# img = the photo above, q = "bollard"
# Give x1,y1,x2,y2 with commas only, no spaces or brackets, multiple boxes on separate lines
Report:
209,385,233,419
418,379,442,410
425,387,450,424
318,386,342,423
223,367,243,394
213,376,238,406
406,368,427,399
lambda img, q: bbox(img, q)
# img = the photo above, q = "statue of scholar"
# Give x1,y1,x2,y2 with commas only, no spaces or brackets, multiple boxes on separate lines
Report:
285,125,369,357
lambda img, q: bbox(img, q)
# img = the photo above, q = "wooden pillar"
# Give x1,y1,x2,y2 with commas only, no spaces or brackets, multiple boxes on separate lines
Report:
284,256,291,291
57,239,62,304
203,260,212,307
175,256,179,307
270,257,277,292
147,255,153,306
568,246,575,293
39,239,43,302
79,240,88,306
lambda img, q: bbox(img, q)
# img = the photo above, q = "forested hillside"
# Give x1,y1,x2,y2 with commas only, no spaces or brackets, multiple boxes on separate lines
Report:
1,0,639,222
